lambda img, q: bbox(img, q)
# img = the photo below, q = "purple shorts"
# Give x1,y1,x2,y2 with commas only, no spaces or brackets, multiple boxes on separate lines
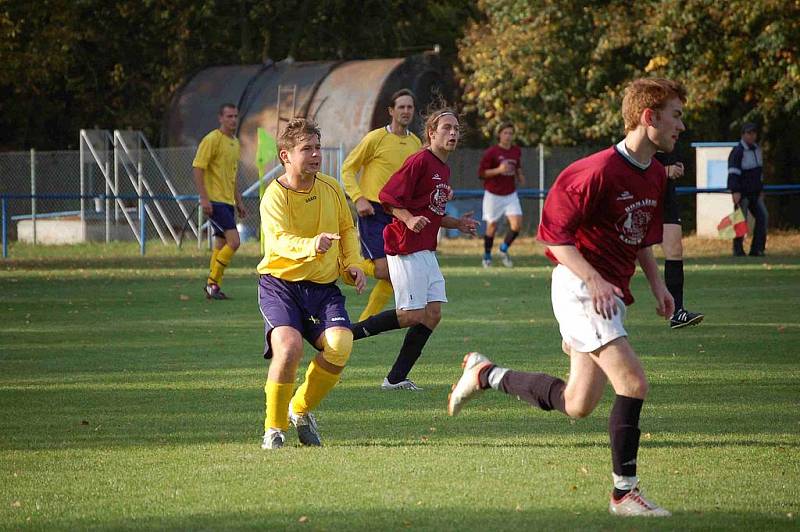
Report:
258,274,351,359
357,201,392,260
209,202,236,237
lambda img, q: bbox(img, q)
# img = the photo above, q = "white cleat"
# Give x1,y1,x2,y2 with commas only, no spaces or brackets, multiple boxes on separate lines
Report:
261,428,286,450
448,352,493,416
609,484,671,517
482,258,492,268
500,250,513,268
381,378,423,391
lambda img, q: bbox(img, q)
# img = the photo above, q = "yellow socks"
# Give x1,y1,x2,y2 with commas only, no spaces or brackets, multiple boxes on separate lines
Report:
264,380,295,431
208,244,235,286
358,279,394,321
207,248,220,284
290,359,340,415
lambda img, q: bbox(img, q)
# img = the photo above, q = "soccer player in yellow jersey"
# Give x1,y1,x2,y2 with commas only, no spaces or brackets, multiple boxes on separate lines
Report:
192,103,247,300
257,118,366,449
342,89,422,321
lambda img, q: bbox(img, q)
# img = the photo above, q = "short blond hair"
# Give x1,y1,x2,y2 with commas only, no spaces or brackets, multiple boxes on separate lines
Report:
622,78,687,133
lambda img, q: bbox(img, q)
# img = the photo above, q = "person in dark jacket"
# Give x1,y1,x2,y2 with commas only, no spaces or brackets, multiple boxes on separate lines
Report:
727,123,768,256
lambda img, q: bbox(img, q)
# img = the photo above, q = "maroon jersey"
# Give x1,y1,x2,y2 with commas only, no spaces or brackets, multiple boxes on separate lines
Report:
380,149,452,255
536,146,666,305
479,144,521,195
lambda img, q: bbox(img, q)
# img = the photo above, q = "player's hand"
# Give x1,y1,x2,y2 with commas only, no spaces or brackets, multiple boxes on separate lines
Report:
586,274,624,320
200,198,212,216
405,215,430,233
355,197,375,217
499,160,513,174
653,284,675,319
347,266,366,294
458,212,478,236
668,162,684,180
517,174,526,186
315,232,340,253
236,204,247,219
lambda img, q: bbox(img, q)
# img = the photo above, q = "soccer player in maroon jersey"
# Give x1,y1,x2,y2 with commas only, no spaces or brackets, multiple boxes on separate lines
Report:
349,104,478,390
448,78,685,517
479,122,525,268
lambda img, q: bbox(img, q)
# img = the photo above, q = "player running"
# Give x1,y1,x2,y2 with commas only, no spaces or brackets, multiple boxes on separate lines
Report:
448,78,685,517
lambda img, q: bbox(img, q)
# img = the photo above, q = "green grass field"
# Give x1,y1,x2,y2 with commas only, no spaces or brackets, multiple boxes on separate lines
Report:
2,238,799,530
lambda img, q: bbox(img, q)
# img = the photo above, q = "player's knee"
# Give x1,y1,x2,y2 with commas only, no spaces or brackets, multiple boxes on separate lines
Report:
272,338,304,366
320,328,353,367
425,306,442,327
398,309,425,327
564,396,597,419
228,236,241,250
628,378,649,399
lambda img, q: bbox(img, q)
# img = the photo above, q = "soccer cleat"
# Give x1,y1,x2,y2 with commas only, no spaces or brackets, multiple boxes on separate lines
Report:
261,428,286,450
381,378,423,391
609,484,671,517
448,352,492,416
500,250,513,268
289,405,322,447
749,250,765,257
669,308,704,329
204,282,229,300
482,258,492,268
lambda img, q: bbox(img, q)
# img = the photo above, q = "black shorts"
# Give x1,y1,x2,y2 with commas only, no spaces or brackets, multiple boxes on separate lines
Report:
663,180,681,225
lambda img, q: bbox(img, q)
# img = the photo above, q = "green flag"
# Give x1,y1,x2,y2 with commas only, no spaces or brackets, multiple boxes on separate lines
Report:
255,128,277,254
255,127,277,177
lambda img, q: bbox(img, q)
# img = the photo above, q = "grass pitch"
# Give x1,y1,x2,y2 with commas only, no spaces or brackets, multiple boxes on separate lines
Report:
1,236,799,530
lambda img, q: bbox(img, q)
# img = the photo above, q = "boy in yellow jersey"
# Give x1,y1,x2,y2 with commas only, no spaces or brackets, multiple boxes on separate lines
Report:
258,118,366,449
342,89,421,321
192,103,247,300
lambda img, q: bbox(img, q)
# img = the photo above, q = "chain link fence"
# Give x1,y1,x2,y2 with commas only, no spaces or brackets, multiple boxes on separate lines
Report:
8,141,786,254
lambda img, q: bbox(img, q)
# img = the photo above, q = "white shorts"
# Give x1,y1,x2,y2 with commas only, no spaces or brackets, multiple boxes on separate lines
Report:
482,190,523,223
386,250,447,311
550,264,627,353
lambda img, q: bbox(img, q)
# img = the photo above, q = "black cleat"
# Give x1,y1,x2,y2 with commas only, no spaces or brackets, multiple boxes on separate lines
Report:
204,283,229,300
670,309,704,329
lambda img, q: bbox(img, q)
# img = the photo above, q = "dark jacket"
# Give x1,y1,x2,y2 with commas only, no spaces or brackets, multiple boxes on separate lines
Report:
727,140,763,194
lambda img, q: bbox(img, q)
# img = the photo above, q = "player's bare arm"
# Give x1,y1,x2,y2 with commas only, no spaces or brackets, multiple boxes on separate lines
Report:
235,183,247,218
388,206,429,233
636,246,675,319
354,197,375,217
192,167,212,215
547,244,624,320
441,213,478,235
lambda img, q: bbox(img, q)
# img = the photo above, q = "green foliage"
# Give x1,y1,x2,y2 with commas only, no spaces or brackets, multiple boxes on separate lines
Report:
1,241,799,528
458,0,800,148
0,0,476,150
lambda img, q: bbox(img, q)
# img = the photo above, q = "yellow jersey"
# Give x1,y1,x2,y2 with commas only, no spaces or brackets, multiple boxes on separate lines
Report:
341,126,421,203
257,173,363,283
192,129,240,205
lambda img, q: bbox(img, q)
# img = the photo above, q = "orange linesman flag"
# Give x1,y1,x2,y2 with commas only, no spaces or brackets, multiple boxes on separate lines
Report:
717,209,748,239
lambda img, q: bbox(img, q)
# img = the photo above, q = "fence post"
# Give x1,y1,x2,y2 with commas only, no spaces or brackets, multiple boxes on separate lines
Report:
538,143,545,224
79,131,86,242
30,148,36,245
2,197,7,258
138,161,145,255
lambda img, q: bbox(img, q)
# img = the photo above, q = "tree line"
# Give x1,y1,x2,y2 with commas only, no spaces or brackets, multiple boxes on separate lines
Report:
2,0,798,191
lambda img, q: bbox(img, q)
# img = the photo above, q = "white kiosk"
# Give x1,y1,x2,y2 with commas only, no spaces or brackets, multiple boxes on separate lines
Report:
692,142,737,237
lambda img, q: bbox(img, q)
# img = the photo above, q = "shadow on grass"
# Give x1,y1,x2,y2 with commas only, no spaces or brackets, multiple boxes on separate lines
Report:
2,381,797,451
12,505,798,531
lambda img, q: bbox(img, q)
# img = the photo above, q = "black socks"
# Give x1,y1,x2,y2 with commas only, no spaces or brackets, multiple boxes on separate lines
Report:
664,259,684,310
386,324,433,383
351,310,400,341
498,370,567,414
